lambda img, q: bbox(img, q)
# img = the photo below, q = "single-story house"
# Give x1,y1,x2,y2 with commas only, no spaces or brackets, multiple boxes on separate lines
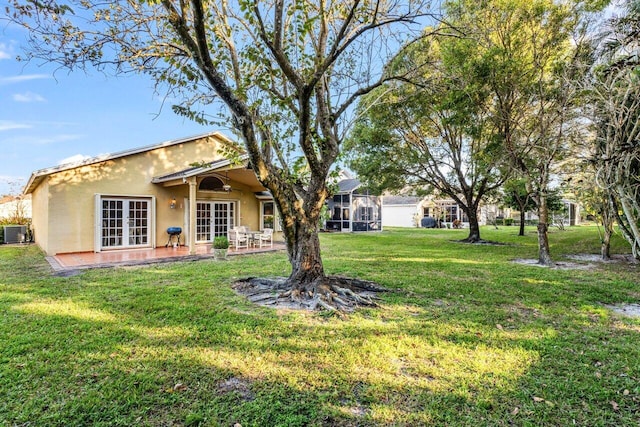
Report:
382,194,580,228
381,195,422,228
382,194,512,228
23,132,282,256
520,200,581,226
325,178,382,232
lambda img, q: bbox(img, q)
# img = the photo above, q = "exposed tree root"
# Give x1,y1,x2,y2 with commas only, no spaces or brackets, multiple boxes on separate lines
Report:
455,238,506,245
232,276,388,313
511,258,597,270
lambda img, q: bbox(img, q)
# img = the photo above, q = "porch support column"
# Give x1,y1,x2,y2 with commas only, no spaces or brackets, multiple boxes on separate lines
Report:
188,177,197,255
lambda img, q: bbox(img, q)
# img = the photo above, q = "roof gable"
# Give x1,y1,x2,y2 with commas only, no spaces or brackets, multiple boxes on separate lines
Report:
337,178,361,194
23,132,232,194
151,155,250,184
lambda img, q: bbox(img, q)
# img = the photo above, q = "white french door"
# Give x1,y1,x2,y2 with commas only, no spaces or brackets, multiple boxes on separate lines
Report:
195,201,235,243
101,198,151,249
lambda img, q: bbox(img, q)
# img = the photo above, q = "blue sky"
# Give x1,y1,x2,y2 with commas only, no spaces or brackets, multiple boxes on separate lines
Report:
0,21,212,196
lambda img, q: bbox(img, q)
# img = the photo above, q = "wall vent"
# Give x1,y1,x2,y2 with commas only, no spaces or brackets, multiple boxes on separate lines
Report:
4,225,27,244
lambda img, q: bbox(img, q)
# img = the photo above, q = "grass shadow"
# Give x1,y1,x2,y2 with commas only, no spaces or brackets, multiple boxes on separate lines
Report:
1,227,639,425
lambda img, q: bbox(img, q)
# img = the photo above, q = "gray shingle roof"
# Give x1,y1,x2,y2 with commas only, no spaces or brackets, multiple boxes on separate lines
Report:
337,178,361,193
382,195,420,205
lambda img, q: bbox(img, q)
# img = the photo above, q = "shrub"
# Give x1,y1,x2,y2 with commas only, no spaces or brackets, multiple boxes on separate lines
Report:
213,236,229,249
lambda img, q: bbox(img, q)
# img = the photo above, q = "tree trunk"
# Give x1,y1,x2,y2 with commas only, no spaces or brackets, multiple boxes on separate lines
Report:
261,167,329,292
465,208,481,242
536,195,553,266
286,220,325,288
617,187,640,260
601,197,614,261
519,209,526,236
537,221,553,265
601,224,612,260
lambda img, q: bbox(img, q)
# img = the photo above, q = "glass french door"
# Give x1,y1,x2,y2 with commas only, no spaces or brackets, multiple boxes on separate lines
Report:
196,201,235,242
101,198,150,249
196,202,212,241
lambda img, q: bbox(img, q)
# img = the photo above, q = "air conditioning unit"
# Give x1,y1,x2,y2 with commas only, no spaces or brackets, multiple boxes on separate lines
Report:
4,225,27,244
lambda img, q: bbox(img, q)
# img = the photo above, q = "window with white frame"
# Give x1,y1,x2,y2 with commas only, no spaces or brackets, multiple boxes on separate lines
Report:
260,201,282,231
443,204,457,222
261,201,275,229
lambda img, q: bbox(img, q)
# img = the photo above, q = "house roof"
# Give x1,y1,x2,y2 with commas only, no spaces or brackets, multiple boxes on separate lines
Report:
337,178,361,194
23,131,231,194
383,195,421,206
254,191,273,200
151,154,250,184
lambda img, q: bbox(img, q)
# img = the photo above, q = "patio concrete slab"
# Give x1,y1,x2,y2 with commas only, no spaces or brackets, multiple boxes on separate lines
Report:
47,243,285,272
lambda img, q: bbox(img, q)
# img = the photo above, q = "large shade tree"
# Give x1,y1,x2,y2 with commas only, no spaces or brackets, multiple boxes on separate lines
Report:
9,0,432,310
453,0,595,265
348,0,596,254
347,20,508,243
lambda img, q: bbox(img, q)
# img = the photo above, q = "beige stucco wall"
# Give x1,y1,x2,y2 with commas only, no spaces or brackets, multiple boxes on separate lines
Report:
34,134,273,255
158,178,263,245
31,179,50,252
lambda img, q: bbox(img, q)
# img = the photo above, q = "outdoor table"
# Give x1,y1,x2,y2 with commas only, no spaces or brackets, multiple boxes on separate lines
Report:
244,230,263,247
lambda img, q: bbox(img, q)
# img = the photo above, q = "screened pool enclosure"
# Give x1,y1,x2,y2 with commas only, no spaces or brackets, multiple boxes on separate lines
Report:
325,179,382,232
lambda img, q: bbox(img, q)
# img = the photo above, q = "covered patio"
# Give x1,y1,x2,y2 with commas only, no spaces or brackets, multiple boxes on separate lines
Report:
151,155,276,255
48,242,285,272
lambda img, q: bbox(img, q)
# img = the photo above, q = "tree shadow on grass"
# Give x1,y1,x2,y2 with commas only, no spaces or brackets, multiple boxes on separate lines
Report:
2,243,640,425
4,276,640,426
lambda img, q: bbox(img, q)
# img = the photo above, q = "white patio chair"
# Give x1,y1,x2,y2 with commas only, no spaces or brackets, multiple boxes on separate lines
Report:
228,229,248,250
257,228,273,248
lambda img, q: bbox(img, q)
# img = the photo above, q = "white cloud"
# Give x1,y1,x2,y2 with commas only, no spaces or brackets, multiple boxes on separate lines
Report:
58,154,91,166
0,74,51,85
0,120,32,131
0,43,11,60
12,92,46,103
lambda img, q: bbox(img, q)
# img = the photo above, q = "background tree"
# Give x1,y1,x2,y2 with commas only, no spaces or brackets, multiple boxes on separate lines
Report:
347,21,508,243
9,0,432,310
502,178,536,236
450,0,595,265
547,189,570,230
572,174,616,259
587,0,640,259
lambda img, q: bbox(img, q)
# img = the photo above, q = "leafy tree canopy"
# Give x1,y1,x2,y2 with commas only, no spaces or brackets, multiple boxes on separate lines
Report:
8,0,433,310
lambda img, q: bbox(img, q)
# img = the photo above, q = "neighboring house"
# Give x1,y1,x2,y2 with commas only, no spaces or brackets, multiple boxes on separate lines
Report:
383,193,581,228
381,195,421,228
519,200,581,226
325,178,382,232
559,200,581,226
23,132,281,256
0,194,32,222
382,194,511,228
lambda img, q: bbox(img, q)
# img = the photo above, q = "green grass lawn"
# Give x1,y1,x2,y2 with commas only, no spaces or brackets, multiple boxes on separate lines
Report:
1,226,638,426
